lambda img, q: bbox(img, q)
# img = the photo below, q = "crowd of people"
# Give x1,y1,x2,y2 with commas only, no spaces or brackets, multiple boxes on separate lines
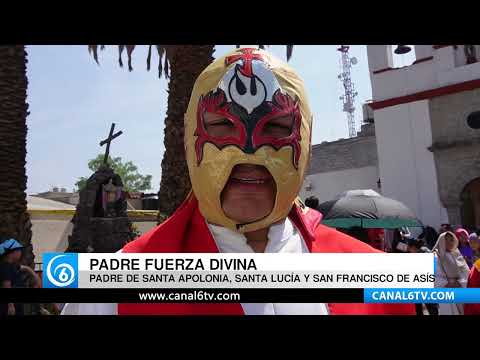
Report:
305,196,480,316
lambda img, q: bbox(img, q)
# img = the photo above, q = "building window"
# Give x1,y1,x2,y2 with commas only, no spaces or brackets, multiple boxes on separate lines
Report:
467,111,480,129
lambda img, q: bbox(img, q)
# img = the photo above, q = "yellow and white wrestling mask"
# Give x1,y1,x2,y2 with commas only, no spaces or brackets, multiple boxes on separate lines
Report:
185,48,312,233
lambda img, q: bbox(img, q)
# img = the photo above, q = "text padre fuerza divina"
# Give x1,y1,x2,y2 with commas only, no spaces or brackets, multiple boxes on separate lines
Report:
89,258,258,271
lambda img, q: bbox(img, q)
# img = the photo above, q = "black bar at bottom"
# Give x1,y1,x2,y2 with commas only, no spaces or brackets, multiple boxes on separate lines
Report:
0,288,364,303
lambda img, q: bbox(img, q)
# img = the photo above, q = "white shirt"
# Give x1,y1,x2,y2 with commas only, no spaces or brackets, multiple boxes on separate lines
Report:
62,218,329,315
208,218,329,315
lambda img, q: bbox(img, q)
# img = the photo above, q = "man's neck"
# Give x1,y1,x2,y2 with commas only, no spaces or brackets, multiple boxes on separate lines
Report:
245,228,270,253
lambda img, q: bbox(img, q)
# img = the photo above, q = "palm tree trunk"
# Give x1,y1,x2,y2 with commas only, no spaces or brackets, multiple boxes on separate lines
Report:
157,45,214,219
0,46,34,267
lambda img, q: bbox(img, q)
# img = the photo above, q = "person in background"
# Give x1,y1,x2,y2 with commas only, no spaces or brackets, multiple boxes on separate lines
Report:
464,257,480,315
407,237,430,254
0,239,25,316
418,226,439,250
455,228,474,268
407,237,439,316
391,228,411,253
304,196,319,211
469,232,479,262
390,229,401,253
366,228,385,251
341,227,385,251
342,227,369,244
0,239,42,316
38,303,61,315
433,231,470,315
18,264,42,315
439,224,453,234
383,230,395,252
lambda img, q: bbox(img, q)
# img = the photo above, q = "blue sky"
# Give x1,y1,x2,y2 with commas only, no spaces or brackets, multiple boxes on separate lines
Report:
25,45,415,194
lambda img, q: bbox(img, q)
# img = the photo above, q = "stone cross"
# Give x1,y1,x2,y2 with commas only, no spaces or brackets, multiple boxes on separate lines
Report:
100,123,123,165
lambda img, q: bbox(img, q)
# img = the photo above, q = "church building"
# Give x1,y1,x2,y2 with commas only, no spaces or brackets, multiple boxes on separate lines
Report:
302,45,480,229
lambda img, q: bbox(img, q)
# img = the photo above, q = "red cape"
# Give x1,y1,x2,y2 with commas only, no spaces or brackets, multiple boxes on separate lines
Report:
119,195,415,315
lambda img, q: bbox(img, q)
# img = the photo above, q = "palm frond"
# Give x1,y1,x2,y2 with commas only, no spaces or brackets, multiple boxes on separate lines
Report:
286,45,294,61
87,45,171,79
126,45,136,71
163,46,176,79
86,45,293,79
147,45,152,71
88,45,99,64
164,50,170,79
118,45,125,67
156,46,165,78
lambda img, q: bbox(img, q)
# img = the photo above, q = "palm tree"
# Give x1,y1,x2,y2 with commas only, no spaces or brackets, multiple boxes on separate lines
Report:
0,46,34,267
89,45,294,221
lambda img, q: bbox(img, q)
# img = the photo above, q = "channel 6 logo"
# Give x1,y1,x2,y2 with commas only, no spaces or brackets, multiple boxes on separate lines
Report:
43,253,78,288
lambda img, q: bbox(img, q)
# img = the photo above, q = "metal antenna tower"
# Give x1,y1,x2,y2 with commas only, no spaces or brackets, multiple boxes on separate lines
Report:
337,45,358,138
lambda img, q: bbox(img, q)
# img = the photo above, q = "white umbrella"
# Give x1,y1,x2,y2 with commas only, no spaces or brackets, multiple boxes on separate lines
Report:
334,189,381,200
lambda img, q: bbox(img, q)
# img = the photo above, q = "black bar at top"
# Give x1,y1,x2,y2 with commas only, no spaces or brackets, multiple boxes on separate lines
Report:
0,288,364,303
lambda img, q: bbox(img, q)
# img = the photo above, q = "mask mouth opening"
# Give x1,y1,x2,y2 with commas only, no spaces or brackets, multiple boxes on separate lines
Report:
220,163,277,229
227,163,274,184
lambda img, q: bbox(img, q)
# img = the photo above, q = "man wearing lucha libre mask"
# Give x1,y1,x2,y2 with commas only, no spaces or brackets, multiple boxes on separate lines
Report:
63,48,414,315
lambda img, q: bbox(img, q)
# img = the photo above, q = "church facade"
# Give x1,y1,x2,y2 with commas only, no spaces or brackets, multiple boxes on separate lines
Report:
302,45,480,230
300,122,379,203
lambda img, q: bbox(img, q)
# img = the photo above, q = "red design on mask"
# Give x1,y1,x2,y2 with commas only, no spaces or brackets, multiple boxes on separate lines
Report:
225,48,265,78
252,90,302,168
195,89,302,168
195,90,246,165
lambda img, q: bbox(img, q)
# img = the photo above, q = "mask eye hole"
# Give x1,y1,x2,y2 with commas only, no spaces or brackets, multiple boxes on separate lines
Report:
260,115,293,138
203,112,240,138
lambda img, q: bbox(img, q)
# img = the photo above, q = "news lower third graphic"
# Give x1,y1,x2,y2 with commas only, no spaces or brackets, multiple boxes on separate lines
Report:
0,252,473,304
45,253,436,289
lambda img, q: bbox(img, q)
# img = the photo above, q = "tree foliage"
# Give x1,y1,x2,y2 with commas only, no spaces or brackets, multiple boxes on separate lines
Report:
76,154,152,192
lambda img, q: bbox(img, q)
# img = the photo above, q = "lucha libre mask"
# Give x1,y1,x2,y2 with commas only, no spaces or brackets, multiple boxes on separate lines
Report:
185,48,313,233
